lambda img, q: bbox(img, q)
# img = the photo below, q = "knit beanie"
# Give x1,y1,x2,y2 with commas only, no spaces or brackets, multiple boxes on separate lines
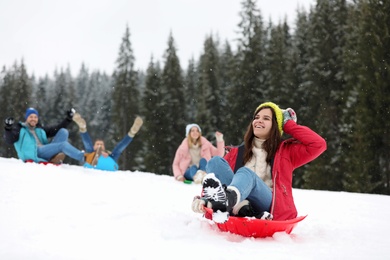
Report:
25,107,39,120
185,123,201,136
255,102,283,136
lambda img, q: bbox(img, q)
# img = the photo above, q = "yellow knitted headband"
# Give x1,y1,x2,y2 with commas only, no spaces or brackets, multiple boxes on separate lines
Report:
255,102,283,136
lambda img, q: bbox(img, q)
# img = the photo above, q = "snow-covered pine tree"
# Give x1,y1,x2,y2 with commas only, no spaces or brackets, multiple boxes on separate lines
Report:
159,33,186,175
227,0,267,145
142,59,165,174
111,25,141,170
197,35,223,140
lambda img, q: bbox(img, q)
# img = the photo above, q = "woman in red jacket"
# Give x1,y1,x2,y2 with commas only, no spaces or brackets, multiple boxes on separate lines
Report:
172,123,225,183
192,102,326,221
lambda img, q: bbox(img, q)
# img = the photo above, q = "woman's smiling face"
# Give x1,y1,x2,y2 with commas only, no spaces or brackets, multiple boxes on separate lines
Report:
252,108,273,139
189,126,200,140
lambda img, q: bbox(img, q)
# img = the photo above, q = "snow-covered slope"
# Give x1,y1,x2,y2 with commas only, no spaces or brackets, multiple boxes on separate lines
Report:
0,157,388,260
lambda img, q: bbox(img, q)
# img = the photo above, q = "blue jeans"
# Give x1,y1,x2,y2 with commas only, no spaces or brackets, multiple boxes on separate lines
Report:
80,132,133,162
206,156,272,213
184,158,207,181
38,128,84,162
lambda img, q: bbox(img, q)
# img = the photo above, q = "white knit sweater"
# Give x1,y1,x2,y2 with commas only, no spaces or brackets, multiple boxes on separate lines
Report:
244,138,273,189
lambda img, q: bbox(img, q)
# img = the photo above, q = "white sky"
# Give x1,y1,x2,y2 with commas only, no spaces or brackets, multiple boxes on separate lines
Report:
0,0,315,78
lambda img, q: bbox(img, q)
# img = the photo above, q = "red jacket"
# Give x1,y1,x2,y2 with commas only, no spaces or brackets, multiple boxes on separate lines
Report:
224,120,326,220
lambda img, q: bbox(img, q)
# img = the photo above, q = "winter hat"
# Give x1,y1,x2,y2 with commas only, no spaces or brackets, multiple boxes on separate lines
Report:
185,123,202,136
25,107,39,120
255,102,283,136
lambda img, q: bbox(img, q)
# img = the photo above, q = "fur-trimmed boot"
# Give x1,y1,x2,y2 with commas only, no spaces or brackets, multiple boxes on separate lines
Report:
128,116,143,137
72,113,87,133
193,170,206,184
49,153,66,164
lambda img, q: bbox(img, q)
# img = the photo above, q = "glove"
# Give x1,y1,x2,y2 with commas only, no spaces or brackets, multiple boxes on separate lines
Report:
66,108,76,120
215,131,224,142
282,108,297,126
4,117,14,129
192,196,207,213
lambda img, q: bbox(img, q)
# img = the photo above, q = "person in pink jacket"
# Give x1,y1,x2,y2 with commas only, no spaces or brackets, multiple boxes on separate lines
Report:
172,123,225,184
192,102,326,222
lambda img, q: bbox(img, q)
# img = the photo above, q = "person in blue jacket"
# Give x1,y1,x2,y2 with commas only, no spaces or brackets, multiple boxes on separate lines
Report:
3,107,85,164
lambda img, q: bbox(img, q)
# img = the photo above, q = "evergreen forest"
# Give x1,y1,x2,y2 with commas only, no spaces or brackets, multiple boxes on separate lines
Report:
1,0,389,195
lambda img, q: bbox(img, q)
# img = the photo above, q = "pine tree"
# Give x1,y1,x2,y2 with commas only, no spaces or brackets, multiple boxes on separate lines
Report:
0,61,33,158
345,0,390,194
219,41,236,145
31,75,52,125
289,8,312,188
43,67,75,125
197,35,222,139
72,69,113,152
159,33,186,175
111,25,141,170
227,0,267,145
0,66,17,158
290,7,312,120
75,64,89,113
142,59,164,173
184,58,198,122
263,20,293,106
88,71,113,139
32,76,50,113
299,0,349,191
9,61,33,118
340,2,364,192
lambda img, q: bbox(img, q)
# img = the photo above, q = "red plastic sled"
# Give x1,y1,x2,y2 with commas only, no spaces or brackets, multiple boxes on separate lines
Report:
25,160,61,166
204,207,306,238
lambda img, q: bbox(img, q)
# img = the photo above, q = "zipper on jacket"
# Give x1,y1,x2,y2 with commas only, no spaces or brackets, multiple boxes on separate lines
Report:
270,170,277,215
270,141,285,216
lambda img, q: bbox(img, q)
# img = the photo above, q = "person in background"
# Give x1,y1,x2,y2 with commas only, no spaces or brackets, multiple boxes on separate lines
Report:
192,102,326,222
3,107,85,164
72,112,143,168
173,123,225,184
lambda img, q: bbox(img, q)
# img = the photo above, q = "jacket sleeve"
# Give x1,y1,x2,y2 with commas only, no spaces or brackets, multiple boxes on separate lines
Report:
282,120,327,169
204,137,225,158
172,144,185,178
4,122,22,145
43,117,73,138
214,138,225,157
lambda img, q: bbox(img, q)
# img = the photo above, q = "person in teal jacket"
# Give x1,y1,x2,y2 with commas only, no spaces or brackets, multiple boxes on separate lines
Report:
3,107,85,164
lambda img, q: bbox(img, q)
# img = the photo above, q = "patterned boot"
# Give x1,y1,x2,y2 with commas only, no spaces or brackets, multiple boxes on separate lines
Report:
202,173,238,223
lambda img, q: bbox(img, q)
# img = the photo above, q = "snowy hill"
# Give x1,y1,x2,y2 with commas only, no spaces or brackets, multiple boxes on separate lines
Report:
0,157,388,260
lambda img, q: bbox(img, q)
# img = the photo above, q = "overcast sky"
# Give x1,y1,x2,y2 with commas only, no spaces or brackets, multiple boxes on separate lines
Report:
0,0,315,78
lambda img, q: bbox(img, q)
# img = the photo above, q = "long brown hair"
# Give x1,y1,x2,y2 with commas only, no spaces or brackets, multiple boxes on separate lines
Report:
187,132,202,148
243,106,282,164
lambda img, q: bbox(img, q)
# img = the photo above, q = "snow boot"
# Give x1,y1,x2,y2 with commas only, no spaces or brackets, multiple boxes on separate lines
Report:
128,116,143,137
193,170,206,184
73,113,87,133
202,173,238,223
233,200,273,220
49,153,65,164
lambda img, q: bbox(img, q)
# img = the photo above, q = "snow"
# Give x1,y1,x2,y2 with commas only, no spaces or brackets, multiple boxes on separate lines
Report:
0,157,388,260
